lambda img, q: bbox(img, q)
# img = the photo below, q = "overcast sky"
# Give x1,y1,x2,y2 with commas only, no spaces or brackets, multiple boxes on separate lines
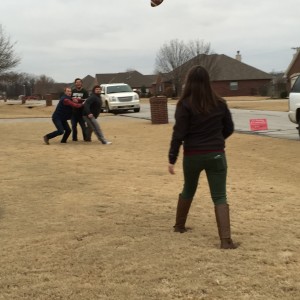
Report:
1,0,299,82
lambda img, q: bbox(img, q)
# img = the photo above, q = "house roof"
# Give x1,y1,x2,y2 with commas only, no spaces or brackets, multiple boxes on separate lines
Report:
168,54,272,82
213,54,272,81
95,70,155,88
82,75,96,91
284,49,300,78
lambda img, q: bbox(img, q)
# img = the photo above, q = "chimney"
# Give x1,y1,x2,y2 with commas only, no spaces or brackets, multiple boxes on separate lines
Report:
235,50,242,62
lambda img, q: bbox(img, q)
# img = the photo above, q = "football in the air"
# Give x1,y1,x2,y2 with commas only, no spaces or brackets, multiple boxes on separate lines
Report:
151,0,164,7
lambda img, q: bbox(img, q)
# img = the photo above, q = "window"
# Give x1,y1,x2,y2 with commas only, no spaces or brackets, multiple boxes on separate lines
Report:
230,81,238,91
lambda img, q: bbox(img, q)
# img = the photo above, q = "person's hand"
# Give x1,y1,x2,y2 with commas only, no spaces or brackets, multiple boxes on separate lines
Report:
168,164,175,175
88,113,93,118
72,97,79,103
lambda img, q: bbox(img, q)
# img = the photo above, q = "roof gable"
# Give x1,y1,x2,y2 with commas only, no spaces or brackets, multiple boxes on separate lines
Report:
82,75,96,91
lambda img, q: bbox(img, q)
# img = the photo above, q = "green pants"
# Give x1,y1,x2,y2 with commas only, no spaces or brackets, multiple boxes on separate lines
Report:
181,152,228,205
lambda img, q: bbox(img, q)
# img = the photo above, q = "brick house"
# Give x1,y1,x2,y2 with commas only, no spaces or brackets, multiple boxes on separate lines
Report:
284,48,300,91
156,52,272,97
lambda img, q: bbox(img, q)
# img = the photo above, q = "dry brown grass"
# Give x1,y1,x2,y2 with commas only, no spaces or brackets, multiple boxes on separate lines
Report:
224,97,288,112
0,101,299,299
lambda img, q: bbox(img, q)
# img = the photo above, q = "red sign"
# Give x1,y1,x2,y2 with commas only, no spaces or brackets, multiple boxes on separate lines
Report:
249,119,268,131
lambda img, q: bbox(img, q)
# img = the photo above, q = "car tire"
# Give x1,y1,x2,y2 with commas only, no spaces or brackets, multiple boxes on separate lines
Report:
105,102,111,113
134,108,140,113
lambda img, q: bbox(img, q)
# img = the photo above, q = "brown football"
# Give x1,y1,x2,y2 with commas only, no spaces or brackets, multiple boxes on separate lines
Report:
151,0,164,7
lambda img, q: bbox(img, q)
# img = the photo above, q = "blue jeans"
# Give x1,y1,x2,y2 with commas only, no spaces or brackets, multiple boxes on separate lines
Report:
181,152,228,205
46,118,71,143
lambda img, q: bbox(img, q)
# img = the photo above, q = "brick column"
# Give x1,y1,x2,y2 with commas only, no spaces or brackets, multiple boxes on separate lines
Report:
45,94,52,106
149,96,168,124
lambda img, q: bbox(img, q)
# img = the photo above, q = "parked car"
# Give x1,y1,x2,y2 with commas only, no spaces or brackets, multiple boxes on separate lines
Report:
100,83,140,113
288,74,300,137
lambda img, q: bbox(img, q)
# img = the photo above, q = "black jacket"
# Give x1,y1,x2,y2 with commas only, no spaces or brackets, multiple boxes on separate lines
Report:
83,93,102,118
169,98,234,164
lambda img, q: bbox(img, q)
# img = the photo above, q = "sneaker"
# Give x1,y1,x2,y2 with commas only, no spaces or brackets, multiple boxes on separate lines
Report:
43,135,49,145
102,141,112,145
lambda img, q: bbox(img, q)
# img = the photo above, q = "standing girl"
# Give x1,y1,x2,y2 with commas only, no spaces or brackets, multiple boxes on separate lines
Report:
168,65,237,249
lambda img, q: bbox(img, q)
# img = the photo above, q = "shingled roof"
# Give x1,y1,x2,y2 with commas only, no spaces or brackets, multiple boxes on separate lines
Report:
170,54,272,82
95,70,155,88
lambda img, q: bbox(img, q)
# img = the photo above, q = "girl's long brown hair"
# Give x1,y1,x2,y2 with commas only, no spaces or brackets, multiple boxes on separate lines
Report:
178,65,222,114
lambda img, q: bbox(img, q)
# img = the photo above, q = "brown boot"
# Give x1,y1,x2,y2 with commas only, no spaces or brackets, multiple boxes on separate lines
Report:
173,194,193,233
214,204,237,249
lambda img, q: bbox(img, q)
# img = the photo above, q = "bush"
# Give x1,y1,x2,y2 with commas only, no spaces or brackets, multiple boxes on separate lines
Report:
280,91,288,98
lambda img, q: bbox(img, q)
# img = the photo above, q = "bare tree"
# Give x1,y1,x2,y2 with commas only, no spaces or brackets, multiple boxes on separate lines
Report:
0,72,35,98
185,40,218,76
187,39,211,57
155,39,215,96
0,25,20,75
155,39,190,95
34,75,55,99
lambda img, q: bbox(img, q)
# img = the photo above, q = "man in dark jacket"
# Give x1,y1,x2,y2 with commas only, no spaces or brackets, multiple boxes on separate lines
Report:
83,85,112,145
43,87,83,144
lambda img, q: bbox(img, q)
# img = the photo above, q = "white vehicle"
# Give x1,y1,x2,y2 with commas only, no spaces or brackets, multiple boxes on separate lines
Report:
288,74,300,137
100,83,140,113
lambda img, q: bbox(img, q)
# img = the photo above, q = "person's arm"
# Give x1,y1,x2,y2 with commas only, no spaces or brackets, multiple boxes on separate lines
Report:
83,97,93,117
222,104,234,139
168,102,190,173
63,98,83,108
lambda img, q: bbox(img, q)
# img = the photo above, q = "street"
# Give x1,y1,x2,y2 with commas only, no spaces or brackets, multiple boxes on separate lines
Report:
120,103,299,141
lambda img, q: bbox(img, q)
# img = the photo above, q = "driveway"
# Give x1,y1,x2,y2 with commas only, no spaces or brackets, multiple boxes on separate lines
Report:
120,103,299,141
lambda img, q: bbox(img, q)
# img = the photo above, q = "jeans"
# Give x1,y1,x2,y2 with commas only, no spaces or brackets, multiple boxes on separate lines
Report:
46,118,71,143
83,116,106,143
181,152,228,205
71,113,87,141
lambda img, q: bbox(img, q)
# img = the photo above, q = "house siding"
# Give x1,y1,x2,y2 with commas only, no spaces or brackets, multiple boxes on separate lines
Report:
212,79,270,97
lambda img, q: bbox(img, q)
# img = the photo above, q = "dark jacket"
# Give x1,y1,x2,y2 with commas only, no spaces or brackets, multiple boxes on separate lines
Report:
83,93,102,119
169,98,234,164
52,94,83,121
